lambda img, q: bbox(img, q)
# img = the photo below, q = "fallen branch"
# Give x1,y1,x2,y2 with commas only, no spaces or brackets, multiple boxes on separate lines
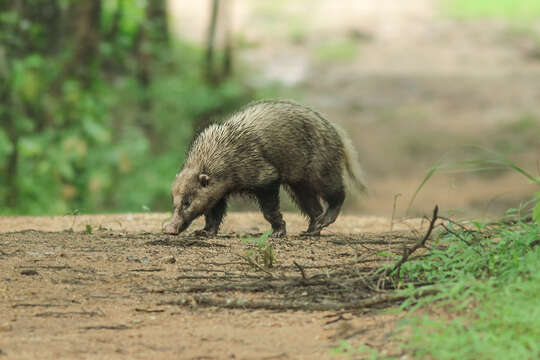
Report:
159,289,439,311
147,277,344,294
237,254,276,279
293,261,307,280
35,311,101,318
379,205,439,279
440,223,471,246
130,268,163,272
12,303,63,308
324,313,353,325
81,324,129,331
159,293,403,311
134,308,165,313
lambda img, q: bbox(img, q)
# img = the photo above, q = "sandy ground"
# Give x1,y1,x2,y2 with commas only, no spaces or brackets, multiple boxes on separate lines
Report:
0,213,426,359
0,212,423,234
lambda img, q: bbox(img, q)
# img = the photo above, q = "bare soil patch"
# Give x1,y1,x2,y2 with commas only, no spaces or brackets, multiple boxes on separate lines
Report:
0,213,428,359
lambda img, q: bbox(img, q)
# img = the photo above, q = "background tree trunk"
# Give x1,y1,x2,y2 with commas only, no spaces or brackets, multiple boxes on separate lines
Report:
0,0,65,207
134,0,170,152
0,76,18,208
66,1,102,87
105,0,124,43
146,0,169,44
205,0,220,83
222,0,233,78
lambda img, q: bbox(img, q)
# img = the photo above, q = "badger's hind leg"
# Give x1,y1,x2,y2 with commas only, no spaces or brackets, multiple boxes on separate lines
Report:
255,182,286,237
313,175,346,232
286,183,323,234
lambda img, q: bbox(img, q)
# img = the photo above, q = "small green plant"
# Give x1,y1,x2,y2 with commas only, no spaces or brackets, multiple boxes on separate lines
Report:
85,224,93,235
66,209,80,232
534,191,540,224
242,230,274,268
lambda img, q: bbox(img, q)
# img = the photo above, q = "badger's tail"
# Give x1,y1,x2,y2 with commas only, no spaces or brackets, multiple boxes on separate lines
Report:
337,126,368,194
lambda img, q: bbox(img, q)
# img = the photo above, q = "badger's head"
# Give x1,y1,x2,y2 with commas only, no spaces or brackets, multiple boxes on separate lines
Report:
164,167,225,235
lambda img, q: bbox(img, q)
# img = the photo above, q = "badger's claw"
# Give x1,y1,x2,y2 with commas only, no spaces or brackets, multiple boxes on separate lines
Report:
270,229,286,238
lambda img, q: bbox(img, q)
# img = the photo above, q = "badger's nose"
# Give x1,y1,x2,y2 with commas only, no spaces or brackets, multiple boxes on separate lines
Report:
164,223,180,235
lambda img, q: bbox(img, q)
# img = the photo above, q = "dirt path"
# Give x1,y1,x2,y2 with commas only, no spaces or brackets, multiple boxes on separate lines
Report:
0,213,426,359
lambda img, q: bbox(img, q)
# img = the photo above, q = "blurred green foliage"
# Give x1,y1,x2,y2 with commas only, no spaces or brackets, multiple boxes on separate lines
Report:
314,39,359,63
0,0,253,215
443,0,540,23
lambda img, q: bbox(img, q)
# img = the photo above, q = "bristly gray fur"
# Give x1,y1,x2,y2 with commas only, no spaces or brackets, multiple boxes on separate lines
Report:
186,100,365,190
168,99,367,236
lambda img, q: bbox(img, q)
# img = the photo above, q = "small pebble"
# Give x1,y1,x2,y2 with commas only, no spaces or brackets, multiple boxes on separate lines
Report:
161,255,176,264
0,323,12,332
127,256,150,263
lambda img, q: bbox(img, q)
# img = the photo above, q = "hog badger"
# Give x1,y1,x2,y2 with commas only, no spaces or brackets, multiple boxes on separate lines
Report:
164,100,366,237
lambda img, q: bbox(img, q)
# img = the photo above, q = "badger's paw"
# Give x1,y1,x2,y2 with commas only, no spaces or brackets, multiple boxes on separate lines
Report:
270,229,286,238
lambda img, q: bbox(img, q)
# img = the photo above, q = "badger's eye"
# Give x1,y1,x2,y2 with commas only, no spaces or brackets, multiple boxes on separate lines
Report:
181,198,191,209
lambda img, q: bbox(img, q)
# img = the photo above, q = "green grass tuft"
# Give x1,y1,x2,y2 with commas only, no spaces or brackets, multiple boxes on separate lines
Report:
242,230,275,268
358,147,540,359
396,221,540,359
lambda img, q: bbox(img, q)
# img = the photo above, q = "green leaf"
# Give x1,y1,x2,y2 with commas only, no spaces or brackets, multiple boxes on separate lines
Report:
242,230,273,244
18,137,42,156
25,54,44,68
82,117,111,143
57,159,75,181
20,70,41,101
62,80,81,104
377,251,400,258
533,192,540,225
471,220,486,231
0,128,13,159
14,114,35,132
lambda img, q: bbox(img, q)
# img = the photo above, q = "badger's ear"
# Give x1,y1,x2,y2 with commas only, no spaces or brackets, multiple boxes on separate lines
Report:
199,173,210,187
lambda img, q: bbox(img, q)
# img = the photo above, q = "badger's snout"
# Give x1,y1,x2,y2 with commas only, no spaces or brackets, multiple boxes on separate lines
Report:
164,218,182,235
164,223,179,235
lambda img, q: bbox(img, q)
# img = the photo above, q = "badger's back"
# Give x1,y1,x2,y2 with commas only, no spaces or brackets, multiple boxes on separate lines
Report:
186,100,347,188
229,101,344,181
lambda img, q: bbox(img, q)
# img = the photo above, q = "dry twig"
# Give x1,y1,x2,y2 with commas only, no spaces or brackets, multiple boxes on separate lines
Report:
293,261,307,280
160,293,413,311
379,205,439,279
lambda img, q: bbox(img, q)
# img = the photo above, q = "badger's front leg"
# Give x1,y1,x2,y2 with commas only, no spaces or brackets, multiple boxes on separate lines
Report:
193,198,227,236
255,182,286,237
